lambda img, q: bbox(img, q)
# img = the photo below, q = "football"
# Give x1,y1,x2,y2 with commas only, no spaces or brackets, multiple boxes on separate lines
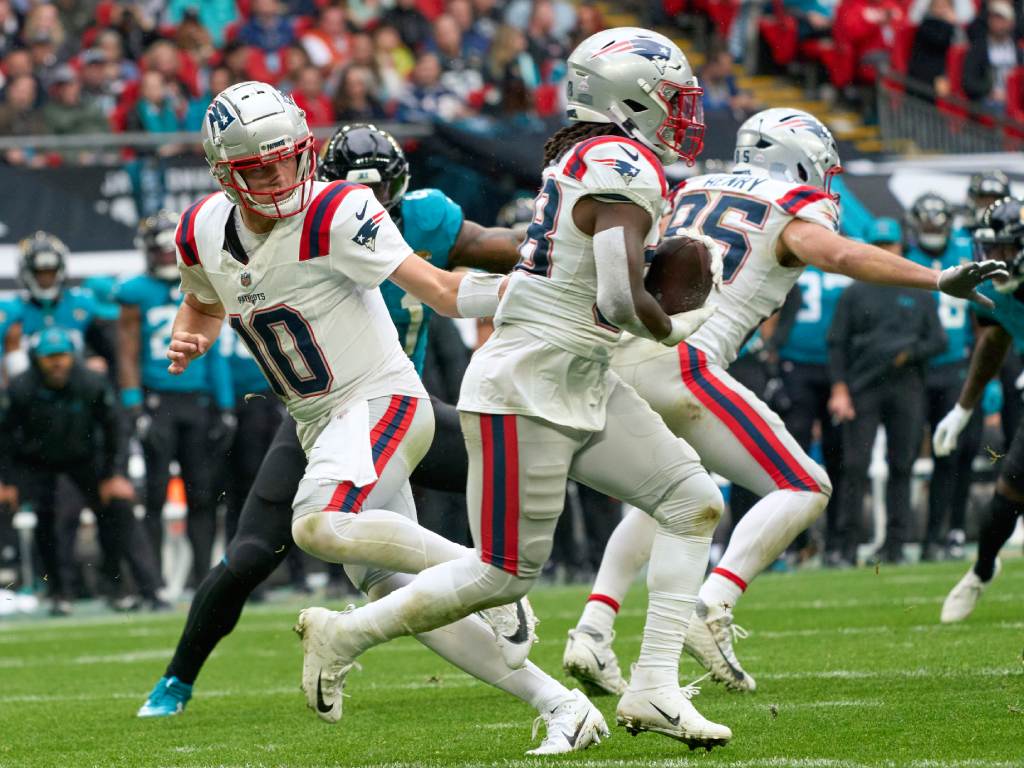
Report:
644,235,715,315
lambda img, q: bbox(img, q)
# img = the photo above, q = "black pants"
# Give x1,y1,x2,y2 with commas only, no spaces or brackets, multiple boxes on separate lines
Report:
141,390,217,584
15,461,160,601
223,395,285,542
167,396,472,685
924,371,984,545
999,352,1024,450
836,371,926,560
781,361,844,552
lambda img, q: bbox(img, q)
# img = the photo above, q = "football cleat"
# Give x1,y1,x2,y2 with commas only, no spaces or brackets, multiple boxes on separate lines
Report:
294,606,356,723
941,560,1000,624
526,689,609,755
137,676,192,717
616,672,731,749
684,600,756,692
562,628,628,696
478,597,538,669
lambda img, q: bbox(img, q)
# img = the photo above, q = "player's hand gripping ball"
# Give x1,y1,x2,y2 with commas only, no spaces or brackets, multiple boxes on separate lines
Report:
644,235,718,315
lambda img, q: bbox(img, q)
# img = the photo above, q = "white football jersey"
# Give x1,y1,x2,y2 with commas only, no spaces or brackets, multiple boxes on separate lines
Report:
175,181,426,450
458,135,668,430
663,170,839,365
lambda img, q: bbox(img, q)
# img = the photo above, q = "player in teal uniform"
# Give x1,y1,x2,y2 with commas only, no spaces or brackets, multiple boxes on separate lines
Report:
117,211,233,587
3,232,117,379
81,275,123,321
139,123,526,718
904,193,984,560
933,196,1024,621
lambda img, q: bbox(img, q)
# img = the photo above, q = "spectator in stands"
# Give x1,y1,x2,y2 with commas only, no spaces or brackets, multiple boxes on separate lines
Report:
130,70,185,134
96,29,140,86
571,1,605,48
471,0,504,42
0,0,20,60
783,0,838,41
384,0,433,52
0,74,46,165
185,65,234,130
485,23,539,89
346,0,385,30
144,39,194,100
699,45,758,116
526,0,570,81
504,0,576,41
449,0,491,61
291,65,333,126
43,65,108,137
21,3,69,61
164,0,238,48
432,13,485,102
909,0,961,99
2,49,36,92
109,3,159,63
333,63,387,121
27,31,60,87
173,9,216,67
396,51,465,122
833,0,906,78
276,42,314,93
963,0,1024,110
909,0,976,26
220,41,254,84
238,0,296,53
828,219,947,566
300,4,350,70
374,23,416,83
79,48,118,119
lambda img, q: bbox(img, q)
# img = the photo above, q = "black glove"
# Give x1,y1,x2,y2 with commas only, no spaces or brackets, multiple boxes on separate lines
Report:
937,260,1009,309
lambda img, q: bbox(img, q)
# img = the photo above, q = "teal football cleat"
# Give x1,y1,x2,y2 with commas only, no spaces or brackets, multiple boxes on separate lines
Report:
137,676,192,717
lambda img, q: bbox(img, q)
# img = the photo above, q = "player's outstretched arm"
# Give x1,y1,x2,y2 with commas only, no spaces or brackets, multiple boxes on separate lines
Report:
388,253,507,319
934,324,1012,456
781,219,1007,308
117,304,142,398
448,221,523,273
167,294,225,375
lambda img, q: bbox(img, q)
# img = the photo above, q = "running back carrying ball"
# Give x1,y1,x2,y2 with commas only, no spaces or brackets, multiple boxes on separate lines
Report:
644,235,715,314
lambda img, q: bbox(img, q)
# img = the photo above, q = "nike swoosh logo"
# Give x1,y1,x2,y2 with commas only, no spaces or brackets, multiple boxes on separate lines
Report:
712,637,746,681
502,600,529,644
565,717,587,748
620,145,640,161
316,670,333,714
587,648,607,671
355,201,368,220
649,701,680,727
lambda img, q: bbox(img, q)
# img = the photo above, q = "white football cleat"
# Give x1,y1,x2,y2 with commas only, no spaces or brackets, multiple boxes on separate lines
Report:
478,597,538,669
684,600,756,692
562,628,628,696
941,560,1000,624
616,673,731,750
526,689,609,755
294,606,356,723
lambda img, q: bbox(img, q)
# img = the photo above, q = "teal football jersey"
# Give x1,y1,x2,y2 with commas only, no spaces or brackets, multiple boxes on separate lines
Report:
778,266,852,365
908,229,975,367
13,286,106,352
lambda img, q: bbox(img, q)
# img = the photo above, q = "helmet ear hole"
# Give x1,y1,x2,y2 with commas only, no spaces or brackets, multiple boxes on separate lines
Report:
796,163,809,182
623,98,648,113
755,139,772,148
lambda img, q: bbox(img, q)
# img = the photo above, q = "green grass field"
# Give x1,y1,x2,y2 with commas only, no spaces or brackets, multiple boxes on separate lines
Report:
1,559,1022,768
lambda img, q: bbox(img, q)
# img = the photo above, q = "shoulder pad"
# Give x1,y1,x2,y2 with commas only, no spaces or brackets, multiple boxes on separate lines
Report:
176,192,224,267
561,136,667,205
772,183,839,233
300,181,368,261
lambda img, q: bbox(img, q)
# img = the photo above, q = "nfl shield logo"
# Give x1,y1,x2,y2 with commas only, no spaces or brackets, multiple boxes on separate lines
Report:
240,271,252,288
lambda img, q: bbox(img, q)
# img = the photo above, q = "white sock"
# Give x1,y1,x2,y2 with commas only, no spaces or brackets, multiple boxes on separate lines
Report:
368,574,571,714
700,489,827,612
294,508,472,574
632,529,710,689
577,506,656,637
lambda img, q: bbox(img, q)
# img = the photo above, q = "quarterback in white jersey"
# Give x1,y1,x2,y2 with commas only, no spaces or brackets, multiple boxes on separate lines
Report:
167,82,609,755
563,107,1008,696
297,28,740,751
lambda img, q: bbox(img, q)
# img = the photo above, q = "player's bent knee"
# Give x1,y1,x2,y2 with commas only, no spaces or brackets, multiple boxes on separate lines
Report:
655,471,725,538
224,536,282,582
290,513,324,557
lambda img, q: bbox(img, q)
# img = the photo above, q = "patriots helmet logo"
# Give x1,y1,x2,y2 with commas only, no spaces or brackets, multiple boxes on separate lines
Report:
206,98,237,133
594,157,641,185
778,113,833,143
352,210,387,252
589,37,673,75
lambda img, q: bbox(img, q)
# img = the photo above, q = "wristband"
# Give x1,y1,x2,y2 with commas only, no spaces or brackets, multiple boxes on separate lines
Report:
121,388,143,409
456,272,505,318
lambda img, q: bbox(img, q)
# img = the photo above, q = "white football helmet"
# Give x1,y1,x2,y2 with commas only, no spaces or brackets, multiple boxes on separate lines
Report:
566,27,704,165
202,81,316,219
733,108,841,196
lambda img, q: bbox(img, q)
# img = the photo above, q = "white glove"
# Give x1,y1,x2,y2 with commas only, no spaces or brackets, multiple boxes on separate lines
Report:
933,404,973,458
675,227,724,290
661,306,717,347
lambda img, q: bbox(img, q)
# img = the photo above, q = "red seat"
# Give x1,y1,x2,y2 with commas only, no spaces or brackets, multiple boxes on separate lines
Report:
758,0,798,67
1005,66,1024,142
703,0,740,38
535,83,560,116
888,21,917,84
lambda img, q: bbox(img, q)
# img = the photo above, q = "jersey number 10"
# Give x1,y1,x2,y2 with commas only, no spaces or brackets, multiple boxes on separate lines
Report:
229,306,333,398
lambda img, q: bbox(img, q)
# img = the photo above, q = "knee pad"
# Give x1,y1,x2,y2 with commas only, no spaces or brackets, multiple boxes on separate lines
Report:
654,471,725,539
225,535,287,582
345,563,393,595
443,556,533,614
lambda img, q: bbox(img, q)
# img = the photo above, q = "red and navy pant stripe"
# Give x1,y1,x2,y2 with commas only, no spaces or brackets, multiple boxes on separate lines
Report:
479,414,521,575
678,344,821,493
323,396,418,513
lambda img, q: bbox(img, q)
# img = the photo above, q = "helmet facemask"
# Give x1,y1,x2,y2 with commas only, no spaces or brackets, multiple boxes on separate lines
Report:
148,230,179,282
652,79,704,165
215,134,317,220
20,249,65,304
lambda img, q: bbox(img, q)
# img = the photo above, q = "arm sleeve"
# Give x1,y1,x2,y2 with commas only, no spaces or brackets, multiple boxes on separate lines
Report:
329,186,414,289
828,286,854,383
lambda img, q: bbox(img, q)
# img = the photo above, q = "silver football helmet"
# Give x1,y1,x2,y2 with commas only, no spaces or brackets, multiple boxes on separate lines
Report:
18,231,68,304
202,81,316,219
733,108,841,196
566,27,704,165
